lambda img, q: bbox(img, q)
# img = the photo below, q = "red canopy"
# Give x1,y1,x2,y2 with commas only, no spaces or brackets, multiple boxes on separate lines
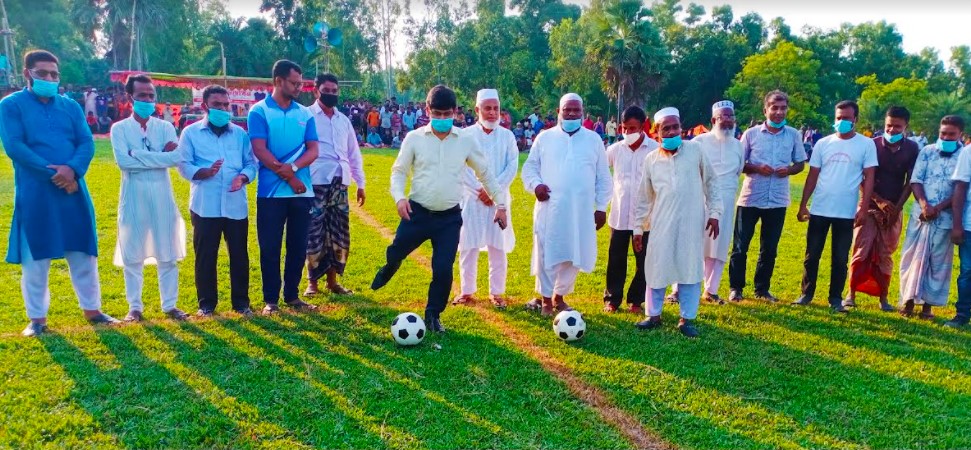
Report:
109,71,317,92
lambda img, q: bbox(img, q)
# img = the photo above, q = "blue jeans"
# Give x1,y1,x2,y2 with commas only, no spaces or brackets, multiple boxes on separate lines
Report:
955,237,971,321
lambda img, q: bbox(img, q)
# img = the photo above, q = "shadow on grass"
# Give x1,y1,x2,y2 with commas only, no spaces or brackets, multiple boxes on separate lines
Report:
136,296,631,449
557,306,971,449
40,328,250,448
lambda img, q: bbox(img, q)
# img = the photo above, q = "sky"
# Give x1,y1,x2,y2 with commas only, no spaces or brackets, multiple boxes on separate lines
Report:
225,0,971,65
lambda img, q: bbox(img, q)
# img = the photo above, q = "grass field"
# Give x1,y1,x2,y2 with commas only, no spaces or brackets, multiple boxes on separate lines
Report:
1,140,970,449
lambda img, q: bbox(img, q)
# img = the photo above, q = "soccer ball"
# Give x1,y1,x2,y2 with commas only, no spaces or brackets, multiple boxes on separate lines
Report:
553,310,586,341
391,312,426,346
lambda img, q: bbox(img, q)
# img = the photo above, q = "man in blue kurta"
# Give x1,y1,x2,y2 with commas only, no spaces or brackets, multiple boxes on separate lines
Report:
0,50,120,337
248,59,320,314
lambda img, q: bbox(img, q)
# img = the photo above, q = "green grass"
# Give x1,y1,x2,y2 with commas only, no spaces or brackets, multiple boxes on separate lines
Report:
0,141,969,449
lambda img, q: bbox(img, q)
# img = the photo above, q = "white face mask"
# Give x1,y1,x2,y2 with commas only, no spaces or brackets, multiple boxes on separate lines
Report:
481,119,499,130
622,132,642,146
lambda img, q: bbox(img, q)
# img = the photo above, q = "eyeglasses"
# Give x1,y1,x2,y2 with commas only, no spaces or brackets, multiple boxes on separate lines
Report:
142,137,154,152
29,69,60,81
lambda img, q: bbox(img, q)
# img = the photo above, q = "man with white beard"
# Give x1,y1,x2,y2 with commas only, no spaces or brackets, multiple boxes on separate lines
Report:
521,93,612,316
452,89,519,309
669,101,744,304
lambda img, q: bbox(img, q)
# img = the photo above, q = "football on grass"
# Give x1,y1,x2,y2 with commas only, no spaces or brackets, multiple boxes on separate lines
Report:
553,310,586,341
391,312,426,346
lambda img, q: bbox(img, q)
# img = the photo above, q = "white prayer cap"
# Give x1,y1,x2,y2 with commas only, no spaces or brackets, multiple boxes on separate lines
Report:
559,93,583,107
476,88,500,105
653,107,680,123
711,100,734,114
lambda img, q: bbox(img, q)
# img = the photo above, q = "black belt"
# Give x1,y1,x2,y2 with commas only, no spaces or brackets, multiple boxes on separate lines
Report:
409,200,461,215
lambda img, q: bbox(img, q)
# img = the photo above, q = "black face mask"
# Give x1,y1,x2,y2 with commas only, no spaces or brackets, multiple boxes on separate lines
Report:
320,93,339,108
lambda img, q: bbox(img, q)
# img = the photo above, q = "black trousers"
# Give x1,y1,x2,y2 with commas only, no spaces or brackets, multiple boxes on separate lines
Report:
603,229,647,307
257,197,312,304
192,213,250,311
382,201,462,315
729,206,787,293
801,214,854,303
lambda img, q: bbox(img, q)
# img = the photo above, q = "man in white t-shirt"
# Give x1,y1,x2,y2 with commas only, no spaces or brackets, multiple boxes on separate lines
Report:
794,100,878,312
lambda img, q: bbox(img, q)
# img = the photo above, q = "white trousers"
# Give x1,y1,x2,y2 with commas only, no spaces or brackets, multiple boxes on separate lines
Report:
649,283,700,320
535,262,580,298
459,246,507,296
124,261,179,312
671,257,726,296
22,251,102,320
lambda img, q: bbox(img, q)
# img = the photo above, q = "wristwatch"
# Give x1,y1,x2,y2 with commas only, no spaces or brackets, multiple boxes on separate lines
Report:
290,163,300,173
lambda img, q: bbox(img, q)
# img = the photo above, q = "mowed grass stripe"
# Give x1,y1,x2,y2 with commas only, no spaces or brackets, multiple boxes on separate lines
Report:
351,200,673,450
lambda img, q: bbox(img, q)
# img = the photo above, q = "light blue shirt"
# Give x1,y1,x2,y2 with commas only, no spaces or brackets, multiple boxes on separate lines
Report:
177,120,258,220
247,96,317,198
736,124,806,209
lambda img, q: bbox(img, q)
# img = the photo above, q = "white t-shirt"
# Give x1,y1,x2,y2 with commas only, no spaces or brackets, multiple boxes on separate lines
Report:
808,133,879,219
950,145,971,230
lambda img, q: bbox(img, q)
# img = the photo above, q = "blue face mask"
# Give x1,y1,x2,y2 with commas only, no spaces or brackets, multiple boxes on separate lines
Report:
430,117,452,133
940,139,960,153
31,77,59,98
561,119,582,133
767,118,787,128
133,100,156,119
661,135,683,151
207,108,232,127
884,132,903,144
834,119,854,134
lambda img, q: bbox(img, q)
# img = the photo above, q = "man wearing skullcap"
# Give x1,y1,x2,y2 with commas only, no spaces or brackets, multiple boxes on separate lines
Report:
522,93,613,316
452,89,519,309
670,101,744,304
632,107,722,337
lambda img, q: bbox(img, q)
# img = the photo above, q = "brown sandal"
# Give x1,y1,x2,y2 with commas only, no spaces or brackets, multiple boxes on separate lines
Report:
328,284,354,296
489,295,508,309
525,298,543,311
452,295,476,306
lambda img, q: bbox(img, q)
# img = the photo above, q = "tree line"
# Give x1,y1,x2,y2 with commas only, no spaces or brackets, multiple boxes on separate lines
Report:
9,0,970,132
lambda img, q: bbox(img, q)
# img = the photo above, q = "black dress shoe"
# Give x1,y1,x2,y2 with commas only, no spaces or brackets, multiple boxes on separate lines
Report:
944,316,969,328
792,295,813,306
831,304,849,313
284,299,318,311
728,289,743,302
425,313,446,333
754,291,779,303
22,322,47,337
634,317,663,330
371,263,401,291
678,320,700,338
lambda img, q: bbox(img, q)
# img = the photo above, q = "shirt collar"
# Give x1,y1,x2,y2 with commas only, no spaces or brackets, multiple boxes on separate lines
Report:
265,95,301,112
421,124,459,137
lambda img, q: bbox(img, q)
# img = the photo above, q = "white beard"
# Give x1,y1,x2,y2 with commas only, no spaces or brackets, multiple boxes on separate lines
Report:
714,126,735,140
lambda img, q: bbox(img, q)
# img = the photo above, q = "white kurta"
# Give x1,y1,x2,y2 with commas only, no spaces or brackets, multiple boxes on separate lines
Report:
522,127,612,274
694,132,744,261
633,141,723,288
459,124,519,252
110,117,186,266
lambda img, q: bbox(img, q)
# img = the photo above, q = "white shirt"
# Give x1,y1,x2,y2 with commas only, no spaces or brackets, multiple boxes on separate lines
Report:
522,127,612,273
459,124,519,252
308,102,366,187
391,125,507,211
949,145,971,230
606,136,658,230
809,133,879,219
109,116,186,265
694,131,744,260
177,120,258,220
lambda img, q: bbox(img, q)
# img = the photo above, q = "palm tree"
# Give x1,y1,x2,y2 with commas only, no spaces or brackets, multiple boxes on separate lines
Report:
920,92,971,134
587,0,667,118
